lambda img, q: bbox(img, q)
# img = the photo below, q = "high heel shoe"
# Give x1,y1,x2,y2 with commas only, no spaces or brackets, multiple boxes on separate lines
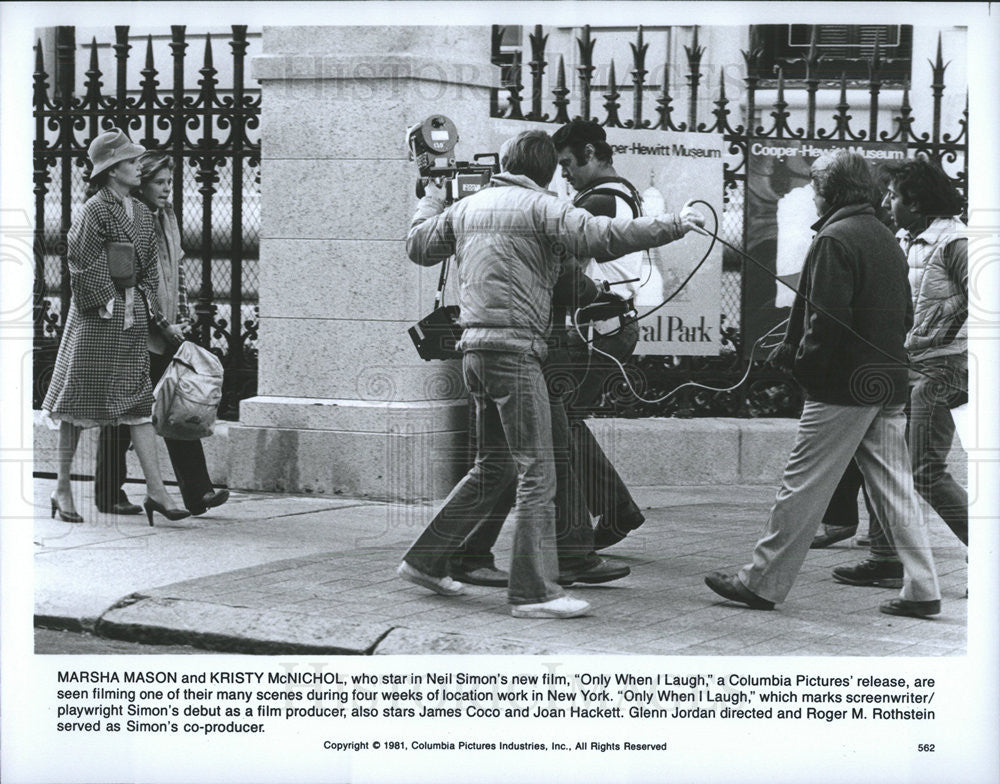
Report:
143,497,191,527
50,492,84,523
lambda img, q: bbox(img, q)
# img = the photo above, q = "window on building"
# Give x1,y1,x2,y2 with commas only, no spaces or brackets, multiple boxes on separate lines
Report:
750,25,913,84
492,25,524,85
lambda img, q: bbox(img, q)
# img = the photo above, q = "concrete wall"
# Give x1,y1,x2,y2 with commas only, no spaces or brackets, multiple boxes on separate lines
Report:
33,413,802,493
226,26,502,500
33,411,968,500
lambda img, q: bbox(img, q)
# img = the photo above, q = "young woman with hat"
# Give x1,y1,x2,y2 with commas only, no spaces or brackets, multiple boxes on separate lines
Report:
42,129,189,525
93,151,230,518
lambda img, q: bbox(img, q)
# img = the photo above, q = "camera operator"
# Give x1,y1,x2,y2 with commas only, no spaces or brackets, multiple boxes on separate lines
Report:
398,129,705,619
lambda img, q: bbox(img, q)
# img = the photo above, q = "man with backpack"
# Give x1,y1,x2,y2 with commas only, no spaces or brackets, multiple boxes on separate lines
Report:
550,119,648,550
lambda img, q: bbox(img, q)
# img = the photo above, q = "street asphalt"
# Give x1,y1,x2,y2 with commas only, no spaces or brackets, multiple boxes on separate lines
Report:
32,475,969,656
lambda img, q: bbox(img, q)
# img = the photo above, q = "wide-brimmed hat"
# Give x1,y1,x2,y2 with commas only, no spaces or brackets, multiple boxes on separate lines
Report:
88,129,146,177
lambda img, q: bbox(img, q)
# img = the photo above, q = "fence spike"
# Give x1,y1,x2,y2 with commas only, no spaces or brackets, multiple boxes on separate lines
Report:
710,67,731,134
505,59,525,120
835,72,851,140
528,24,548,120
929,32,949,148
806,25,818,76
655,60,677,131
741,48,760,136
866,34,883,141
771,66,789,138
604,59,621,127
684,26,705,130
83,37,102,116
553,54,570,123
629,25,649,128
576,25,596,121
140,35,160,148
33,38,51,120
870,34,882,74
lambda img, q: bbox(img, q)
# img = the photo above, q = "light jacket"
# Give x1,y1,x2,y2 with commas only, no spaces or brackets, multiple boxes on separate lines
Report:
147,205,185,354
407,172,688,356
900,217,967,362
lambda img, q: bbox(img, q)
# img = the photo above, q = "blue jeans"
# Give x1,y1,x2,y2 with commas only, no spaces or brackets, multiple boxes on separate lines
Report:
403,350,563,605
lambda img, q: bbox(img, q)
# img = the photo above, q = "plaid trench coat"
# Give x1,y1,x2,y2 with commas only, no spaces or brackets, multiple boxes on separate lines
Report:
43,188,163,424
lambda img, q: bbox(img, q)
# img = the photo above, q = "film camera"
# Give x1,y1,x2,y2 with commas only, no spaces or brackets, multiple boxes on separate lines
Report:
406,115,500,203
405,115,500,360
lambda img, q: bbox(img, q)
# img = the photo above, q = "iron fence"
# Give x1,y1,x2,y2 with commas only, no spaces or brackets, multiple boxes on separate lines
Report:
491,24,968,417
33,25,261,420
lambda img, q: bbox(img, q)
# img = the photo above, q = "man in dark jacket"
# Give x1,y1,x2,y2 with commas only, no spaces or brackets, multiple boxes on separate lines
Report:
832,158,969,588
705,150,942,618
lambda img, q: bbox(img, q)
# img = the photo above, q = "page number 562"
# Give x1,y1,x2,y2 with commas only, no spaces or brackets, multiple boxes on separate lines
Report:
918,744,936,752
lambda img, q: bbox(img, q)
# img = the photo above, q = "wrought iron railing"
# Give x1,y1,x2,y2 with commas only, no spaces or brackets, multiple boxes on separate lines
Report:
33,25,260,420
491,24,967,417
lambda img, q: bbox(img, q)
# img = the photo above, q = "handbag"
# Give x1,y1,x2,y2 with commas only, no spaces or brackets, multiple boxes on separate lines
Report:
408,256,463,360
152,342,224,440
106,241,137,288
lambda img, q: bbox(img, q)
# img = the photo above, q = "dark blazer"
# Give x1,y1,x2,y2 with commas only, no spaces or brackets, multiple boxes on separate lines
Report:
787,203,912,406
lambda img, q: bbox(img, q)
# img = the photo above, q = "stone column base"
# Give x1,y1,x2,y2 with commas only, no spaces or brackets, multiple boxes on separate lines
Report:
226,396,468,501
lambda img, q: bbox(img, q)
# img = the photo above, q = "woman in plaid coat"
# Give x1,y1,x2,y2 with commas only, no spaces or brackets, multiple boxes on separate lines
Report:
43,129,188,524
94,152,229,518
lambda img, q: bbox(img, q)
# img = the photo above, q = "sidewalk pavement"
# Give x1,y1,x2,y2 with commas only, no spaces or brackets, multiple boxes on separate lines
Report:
33,477,968,656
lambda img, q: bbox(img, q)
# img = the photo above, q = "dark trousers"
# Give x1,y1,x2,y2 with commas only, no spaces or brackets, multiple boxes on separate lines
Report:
819,460,894,558
94,347,214,511
867,357,969,556
563,318,644,526
819,356,969,560
822,459,872,529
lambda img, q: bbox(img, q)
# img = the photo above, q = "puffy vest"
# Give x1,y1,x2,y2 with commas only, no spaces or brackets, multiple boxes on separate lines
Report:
902,217,967,361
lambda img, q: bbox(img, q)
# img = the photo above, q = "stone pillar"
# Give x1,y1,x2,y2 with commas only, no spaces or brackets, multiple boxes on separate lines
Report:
230,26,497,500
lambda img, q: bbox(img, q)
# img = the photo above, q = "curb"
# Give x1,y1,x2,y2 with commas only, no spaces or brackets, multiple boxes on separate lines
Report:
34,614,99,634
94,595,390,655
76,595,594,656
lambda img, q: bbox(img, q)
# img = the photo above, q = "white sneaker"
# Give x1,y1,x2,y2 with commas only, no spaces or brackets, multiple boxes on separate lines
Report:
510,595,590,619
397,562,466,596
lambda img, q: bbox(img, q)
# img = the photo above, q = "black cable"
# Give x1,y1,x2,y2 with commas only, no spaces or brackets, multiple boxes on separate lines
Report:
571,198,965,397
573,198,720,341
695,222,966,396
